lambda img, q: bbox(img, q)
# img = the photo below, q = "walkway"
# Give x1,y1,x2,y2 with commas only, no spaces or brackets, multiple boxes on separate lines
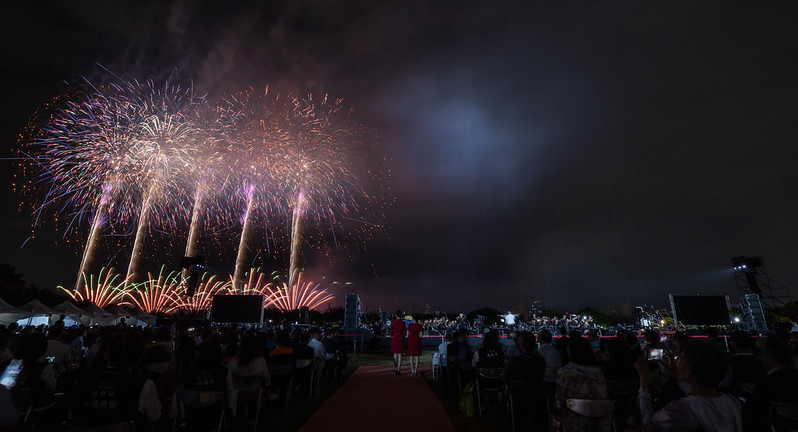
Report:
299,366,456,432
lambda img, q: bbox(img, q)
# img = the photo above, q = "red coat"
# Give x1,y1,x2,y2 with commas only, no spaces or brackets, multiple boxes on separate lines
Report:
389,319,406,354
407,323,423,356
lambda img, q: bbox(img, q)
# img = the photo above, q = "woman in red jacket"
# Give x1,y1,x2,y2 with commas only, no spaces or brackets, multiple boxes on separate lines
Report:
389,311,406,375
406,316,423,375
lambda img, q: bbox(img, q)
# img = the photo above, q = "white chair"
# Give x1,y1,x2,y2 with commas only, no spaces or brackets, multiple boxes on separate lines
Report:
564,399,615,432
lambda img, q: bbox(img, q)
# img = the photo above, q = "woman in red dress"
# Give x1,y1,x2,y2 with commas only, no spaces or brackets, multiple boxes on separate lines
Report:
390,311,406,375
406,317,423,375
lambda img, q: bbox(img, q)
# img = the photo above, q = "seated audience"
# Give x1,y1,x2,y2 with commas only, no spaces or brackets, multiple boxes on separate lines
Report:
555,335,610,432
69,331,161,430
750,334,798,431
472,330,506,368
226,335,269,384
635,339,741,432
538,329,562,384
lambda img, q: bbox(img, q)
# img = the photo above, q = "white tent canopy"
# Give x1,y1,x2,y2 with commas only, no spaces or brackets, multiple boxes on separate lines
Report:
0,297,26,325
49,301,93,326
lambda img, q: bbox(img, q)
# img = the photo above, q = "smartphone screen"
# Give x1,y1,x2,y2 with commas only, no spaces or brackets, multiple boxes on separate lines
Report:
647,348,664,361
0,359,23,388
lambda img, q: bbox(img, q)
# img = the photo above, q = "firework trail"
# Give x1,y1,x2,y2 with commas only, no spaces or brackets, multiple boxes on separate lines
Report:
59,267,131,308
75,183,114,291
232,183,256,289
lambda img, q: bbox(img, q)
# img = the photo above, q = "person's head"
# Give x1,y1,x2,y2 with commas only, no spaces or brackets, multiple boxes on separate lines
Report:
276,332,292,347
15,332,47,363
705,327,719,340
444,333,453,342
567,336,596,365
518,332,537,353
107,331,146,369
395,310,402,319
310,328,321,340
558,327,568,337
729,330,755,353
300,332,311,344
238,335,259,366
643,329,658,344
197,340,222,368
48,322,64,339
758,334,795,369
605,338,632,363
539,329,553,344
677,339,728,389
155,326,171,342
483,330,500,349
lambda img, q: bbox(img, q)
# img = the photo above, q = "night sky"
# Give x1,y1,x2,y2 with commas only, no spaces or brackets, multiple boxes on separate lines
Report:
1,1,798,313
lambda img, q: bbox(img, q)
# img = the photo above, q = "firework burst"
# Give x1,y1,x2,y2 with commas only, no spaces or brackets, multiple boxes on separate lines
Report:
59,267,131,308
126,266,182,314
171,273,232,312
263,272,334,312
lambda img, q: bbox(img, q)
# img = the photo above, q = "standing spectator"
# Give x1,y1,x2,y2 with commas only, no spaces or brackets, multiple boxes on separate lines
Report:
635,339,741,432
14,333,58,421
43,323,71,373
406,317,423,375
555,336,610,432
307,328,327,375
389,311,406,375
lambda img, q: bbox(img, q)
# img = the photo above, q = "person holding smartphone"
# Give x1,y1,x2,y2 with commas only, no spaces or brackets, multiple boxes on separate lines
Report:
635,339,741,431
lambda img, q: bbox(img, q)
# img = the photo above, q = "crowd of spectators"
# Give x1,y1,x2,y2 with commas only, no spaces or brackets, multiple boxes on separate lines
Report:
0,321,349,431
434,325,798,432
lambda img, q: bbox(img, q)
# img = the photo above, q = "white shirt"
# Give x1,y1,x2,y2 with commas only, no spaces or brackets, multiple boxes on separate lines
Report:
639,392,742,432
538,343,561,368
308,338,326,368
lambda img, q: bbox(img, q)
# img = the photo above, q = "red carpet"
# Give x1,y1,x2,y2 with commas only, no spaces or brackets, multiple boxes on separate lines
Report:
299,366,456,432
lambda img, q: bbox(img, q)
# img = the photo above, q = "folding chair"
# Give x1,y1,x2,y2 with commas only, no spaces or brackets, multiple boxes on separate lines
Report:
605,380,639,429
233,376,265,432
564,399,615,432
508,380,546,432
172,390,225,432
268,364,294,413
294,358,314,397
475,367,505,417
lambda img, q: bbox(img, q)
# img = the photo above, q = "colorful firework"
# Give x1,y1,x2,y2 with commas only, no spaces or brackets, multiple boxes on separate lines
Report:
58,267,131,308
126,266,182,314
17,78,389,296
263,272,334,312
171,273,233,312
